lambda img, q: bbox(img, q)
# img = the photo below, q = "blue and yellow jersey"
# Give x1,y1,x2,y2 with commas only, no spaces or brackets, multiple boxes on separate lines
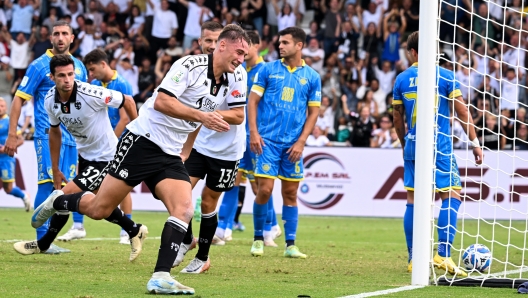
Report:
91,70,132,130
251,59,321,146
244,57,265,137
393,63,462,160
0,114,13,161
15,49,87,145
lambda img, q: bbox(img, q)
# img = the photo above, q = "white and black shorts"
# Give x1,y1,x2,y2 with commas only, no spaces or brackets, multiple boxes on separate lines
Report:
107,130,190,199
185,148,239,192
73,156,111,191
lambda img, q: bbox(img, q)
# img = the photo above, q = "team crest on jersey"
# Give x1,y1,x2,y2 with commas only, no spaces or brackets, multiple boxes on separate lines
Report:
74,101,82,110
61,104,70,114
262,164,271,172
299,78,307,85
172,71,184,83
53,103,58,109
75,68,81,75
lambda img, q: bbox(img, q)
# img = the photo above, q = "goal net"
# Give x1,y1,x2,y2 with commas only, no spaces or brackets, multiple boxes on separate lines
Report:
427,0,528,287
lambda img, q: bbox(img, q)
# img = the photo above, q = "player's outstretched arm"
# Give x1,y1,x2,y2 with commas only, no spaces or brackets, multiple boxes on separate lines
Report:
287,105,319,162
248,91,265,154
392,104,406,150
453,95,483,165
216,107,245,125
154,91,229,132
122,94,138,122
49,125,67,190
5,96,25,157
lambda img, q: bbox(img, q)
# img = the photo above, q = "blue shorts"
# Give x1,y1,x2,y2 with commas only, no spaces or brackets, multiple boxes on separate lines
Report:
0,157,15,182
35,138,78,184
239,139,255,181
254,142,303,181
404,158,462,192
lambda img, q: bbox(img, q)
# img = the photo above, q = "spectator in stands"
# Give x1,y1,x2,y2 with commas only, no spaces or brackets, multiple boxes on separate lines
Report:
113,0,132,17
126,5,145,38
18,99,33,139
381,8,406,65
238,3,256,31
355,88,377,120
302,38,324,74
337,21,359,61
117,57,139,95
500,67,519,113
154,52,173,85
514,123,528,150
132,34,150,66
350,105,374,147
42,7,59,30
6,0,39,40
2,27,34,85
321,0,343,57
273,0,300,32
103,21,126,58
371,114,393,148
375,60,396,96
31,25,51,61
335,116,350,144
362,22,381,59
306,126,330,147
247,0,265,35
0,56,12,108
114,38,135,62
77,19,105,58
361,1,381,32
164,36,183,57
85,0,103,29
63,0,83,30
322,94,338,140
135,57,155,106
178,0,213,50
402,0,418,33
321,54,341,98
517,107,527,125
472,2,496,50
452,118,469,149
480,114,504,150
315,106,331,136
306,21,323,45
148,0,178,61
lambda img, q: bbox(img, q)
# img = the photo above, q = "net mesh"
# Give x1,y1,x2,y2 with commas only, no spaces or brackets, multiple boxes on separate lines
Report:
433,0,528,285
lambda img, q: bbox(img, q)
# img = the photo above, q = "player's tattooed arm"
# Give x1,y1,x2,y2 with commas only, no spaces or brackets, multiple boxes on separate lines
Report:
392,104,406,149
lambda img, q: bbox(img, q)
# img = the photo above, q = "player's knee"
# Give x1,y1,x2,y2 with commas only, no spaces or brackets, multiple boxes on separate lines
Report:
3,183,12,194
258,186,273,199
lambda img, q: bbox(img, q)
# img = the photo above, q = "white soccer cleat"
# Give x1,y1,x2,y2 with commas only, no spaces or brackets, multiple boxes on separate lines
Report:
212,235,225,246
31,190,63,228
272,225,282,239
180,257,211,274
23,194,31,212
57,227,86,241
13,240,41,255
147,272,195,295
119,234,129,245
129,225,148,261
173,237,197,268
264,236,278,247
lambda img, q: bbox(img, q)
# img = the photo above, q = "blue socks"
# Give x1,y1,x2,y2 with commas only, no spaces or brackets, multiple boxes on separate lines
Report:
35,182,54,240
218,186,239,230
9,186,25,199
403,203,414,262
73,212,84,227
264,195,275,232
282,205,298,247
437,198,461,257
253,201,267,240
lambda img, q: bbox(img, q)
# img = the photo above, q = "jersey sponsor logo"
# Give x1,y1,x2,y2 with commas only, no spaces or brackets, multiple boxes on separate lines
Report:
21,76,29,87
74,101,82,110
105,96,112,104
269,74,285,79
171,71,184,83
186,120,197,128
195,96,218,112
60,116,84,127
299,78,307,85
315,91,321,99
231,90,245,98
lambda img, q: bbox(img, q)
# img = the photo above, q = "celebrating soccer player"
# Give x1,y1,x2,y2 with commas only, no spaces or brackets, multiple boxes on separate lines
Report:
13,54,145,260
5,21,87,254
392,31,483,276
248,27,322,258
30,24,250,295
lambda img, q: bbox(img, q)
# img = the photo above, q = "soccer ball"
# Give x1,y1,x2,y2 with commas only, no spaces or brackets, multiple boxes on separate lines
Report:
462,244,492,272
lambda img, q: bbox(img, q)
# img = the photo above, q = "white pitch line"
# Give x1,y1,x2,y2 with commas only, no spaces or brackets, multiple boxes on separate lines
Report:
339,285,425,298
0,236,161,243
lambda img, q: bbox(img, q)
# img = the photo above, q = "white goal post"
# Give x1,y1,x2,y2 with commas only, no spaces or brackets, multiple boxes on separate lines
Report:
415,0,528,288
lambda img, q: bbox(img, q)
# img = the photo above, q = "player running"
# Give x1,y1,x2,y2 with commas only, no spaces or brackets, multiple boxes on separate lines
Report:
173,21,247,274
13,54,146,260
392,31,483,276
30,24,250,295
248,27,321,258
83,48,134,245
216,31,281,247
0,98,31,210
5,21,87,254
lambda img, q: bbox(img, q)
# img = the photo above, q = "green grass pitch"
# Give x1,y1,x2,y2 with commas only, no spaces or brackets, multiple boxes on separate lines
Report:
0,208,522,297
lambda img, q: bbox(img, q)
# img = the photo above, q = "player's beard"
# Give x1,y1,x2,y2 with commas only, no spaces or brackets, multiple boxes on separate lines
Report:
52,41,71,55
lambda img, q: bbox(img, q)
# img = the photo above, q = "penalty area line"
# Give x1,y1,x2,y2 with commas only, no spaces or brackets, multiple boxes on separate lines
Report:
339,285,425,298
0,236,162,243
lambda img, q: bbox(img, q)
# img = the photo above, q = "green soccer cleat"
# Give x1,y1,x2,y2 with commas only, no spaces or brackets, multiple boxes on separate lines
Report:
250,240,264,257
284,245,307,259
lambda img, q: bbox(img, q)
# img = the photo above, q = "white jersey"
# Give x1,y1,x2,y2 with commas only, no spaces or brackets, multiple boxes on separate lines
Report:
193,65,247,161
127,54,247,156
44,80,124,162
